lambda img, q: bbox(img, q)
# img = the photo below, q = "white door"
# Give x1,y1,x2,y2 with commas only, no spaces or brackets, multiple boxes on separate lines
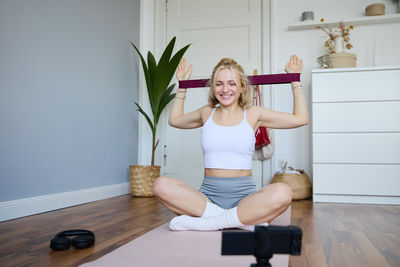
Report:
162,0,263,190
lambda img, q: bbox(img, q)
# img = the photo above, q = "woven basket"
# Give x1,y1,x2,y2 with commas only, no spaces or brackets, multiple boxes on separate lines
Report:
270,163,311,200
329,52,357,68
365,3,385,16
129,165,160,197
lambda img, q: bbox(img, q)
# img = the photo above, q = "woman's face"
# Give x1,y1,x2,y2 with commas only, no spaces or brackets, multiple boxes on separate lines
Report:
213,68,243,107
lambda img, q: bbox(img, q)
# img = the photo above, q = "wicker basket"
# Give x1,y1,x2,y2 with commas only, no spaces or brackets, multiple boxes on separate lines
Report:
129,165,160,197
329,52,357,68
365,3,385,16
270,163,311,200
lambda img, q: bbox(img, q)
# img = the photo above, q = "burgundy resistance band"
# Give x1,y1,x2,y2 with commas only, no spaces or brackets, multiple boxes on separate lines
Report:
178,73,300,88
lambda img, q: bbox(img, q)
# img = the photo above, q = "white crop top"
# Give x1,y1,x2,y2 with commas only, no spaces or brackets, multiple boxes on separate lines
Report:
201,107,255,170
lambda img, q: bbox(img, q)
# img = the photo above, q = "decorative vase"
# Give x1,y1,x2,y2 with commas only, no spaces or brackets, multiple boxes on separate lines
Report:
129,165,160,197
334,37,345,53
316,54,331,69
301,11,314,21
329,52,357,68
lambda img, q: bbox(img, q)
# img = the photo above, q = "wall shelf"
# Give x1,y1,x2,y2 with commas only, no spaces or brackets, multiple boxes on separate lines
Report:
288,13,400,30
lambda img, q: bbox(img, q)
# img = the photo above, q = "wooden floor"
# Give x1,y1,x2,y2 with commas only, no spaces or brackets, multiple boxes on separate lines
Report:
0,196,399,267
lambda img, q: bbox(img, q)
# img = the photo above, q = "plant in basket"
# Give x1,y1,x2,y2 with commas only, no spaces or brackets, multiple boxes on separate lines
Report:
317,19,354,54
129,37,190,196
316,19,357,68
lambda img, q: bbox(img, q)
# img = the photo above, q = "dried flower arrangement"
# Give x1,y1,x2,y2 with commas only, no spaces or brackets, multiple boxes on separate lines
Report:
317,19,354,54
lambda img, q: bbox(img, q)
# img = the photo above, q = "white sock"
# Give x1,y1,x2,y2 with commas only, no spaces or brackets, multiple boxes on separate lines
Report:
203,203,268,231
201,202,225,218
238,221,269,231
170,207,243,231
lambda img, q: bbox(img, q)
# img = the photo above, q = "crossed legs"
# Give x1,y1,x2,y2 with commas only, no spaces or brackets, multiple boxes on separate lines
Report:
152,176,292,231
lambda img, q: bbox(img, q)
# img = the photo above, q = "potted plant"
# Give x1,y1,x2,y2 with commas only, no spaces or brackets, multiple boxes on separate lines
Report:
317,20,357,68
129,37,190,196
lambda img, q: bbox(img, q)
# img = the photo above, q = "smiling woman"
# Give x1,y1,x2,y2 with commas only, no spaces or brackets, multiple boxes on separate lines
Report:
154,55,308,232
208,58,251,108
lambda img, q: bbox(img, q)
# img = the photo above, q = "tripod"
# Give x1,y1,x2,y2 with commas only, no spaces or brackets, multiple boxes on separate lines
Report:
250,226,273,267
221,225,302,267
250,254,273,267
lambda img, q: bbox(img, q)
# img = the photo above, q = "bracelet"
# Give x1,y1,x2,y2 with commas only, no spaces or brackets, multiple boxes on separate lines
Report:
178,89,187,93
292,84,303,90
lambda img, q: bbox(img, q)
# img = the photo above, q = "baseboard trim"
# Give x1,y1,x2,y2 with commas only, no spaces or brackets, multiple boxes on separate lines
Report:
313,193,400,205
0,183,130,222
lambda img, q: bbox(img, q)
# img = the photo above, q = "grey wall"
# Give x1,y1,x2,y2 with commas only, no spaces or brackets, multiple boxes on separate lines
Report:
0,0,140,202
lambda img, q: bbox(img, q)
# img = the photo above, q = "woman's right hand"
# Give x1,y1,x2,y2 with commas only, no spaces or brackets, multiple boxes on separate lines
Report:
284,55,303,74
176,58,192,81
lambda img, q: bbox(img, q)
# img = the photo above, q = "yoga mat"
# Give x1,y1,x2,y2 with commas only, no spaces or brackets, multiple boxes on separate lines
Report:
81,206,291,267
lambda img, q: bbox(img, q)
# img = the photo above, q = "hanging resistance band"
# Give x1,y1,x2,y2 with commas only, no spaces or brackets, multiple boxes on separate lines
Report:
178,73,300,88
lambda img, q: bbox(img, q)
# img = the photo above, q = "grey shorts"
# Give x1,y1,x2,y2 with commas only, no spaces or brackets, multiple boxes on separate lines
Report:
199,176,257,209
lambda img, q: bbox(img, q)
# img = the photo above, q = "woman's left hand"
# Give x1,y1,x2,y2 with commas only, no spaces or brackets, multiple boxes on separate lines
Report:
285,55,303,73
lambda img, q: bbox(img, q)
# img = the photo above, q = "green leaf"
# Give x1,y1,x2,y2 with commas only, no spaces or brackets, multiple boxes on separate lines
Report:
147,51,157,87
154,84,176,124
156,93,176,125
147,51,158,115
130,42,154,110
167,44,191,83
153,42,191,108
157,37,176,69
135,102,155,134
151,38,178,111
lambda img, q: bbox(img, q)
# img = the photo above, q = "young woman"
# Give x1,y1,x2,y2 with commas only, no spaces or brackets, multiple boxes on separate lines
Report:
152,55,308,231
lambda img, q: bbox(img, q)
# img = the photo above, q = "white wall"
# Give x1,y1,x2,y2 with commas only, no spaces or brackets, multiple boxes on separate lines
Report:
273,0,400,179
0,0,140,204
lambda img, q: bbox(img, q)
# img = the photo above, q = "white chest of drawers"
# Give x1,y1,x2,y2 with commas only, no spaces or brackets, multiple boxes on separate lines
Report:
312,66,400,204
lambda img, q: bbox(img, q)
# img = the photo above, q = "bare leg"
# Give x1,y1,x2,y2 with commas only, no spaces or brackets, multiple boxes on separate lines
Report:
152,176,210,217
237,182,292,225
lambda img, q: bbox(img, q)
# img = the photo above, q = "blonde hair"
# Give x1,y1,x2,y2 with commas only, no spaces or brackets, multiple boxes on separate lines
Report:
207,58,251,107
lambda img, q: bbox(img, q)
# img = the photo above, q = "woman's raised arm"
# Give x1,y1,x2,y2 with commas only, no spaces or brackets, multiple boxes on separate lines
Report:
169,58,205,129
256,55,309,129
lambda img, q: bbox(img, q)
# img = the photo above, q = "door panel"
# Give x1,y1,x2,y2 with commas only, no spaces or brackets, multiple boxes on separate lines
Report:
164,0,262,189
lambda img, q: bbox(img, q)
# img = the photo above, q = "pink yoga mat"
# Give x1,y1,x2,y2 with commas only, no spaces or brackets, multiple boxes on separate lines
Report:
81,207,291,267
